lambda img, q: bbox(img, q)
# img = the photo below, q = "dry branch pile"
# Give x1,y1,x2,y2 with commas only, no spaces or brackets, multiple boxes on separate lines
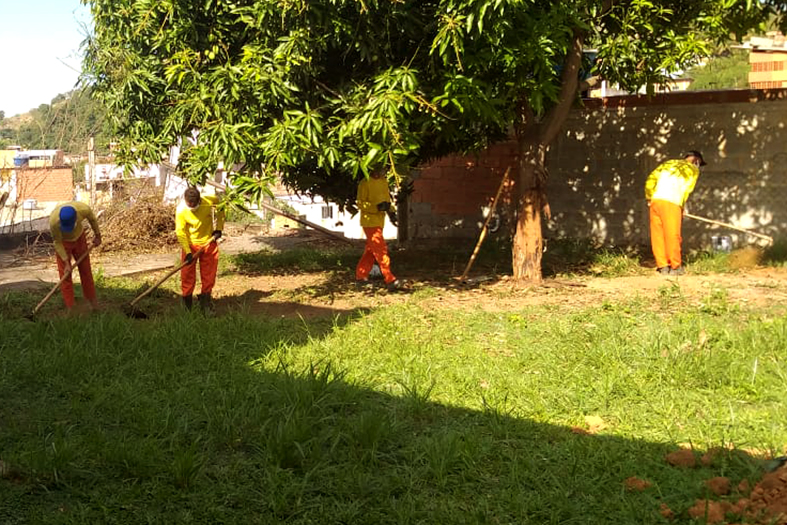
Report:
98,197,177,253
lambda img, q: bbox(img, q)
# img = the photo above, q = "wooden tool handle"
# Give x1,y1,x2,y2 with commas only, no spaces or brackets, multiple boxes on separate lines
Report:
129,235,218,307
459,167,510,282
684,213,774,242
32,248,92,315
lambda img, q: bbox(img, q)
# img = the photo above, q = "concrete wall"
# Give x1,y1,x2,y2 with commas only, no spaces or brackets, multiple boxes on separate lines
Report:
407,89,787,250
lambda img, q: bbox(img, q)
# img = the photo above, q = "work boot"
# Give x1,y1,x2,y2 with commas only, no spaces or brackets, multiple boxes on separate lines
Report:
656,266,671,275
669,266,686,276
198,293,214,313
386,279,405,292
182,294,193,310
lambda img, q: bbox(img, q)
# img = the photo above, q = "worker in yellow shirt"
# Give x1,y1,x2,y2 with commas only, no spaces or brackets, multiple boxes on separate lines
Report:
356,170,403,291
644,150,706,276
175,187,225,310
49,201,102,309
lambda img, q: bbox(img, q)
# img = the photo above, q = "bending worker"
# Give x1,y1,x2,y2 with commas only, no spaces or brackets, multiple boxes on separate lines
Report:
644,150,706,276
176,187,225,311
49,201,102,309
355,170,402,291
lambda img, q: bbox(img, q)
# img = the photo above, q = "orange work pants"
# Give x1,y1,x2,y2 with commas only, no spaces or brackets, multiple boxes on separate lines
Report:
181,241,219,296
649,199,683,270
56,233,96,308
356,227,396,284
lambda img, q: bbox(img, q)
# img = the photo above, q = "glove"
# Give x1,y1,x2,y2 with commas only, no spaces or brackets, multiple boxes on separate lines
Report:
376,201,391,212
212,230,222,240
387,209,398,226
184,253,194,265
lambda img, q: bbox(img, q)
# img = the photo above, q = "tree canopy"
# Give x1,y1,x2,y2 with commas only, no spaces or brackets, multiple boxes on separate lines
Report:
83,0,785,278
687,49,751,90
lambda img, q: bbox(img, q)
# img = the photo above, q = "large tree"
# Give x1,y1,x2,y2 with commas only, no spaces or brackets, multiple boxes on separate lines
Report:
83,0,784,280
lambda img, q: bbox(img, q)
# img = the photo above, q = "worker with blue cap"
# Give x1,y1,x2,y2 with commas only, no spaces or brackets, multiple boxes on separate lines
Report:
49,201,102,309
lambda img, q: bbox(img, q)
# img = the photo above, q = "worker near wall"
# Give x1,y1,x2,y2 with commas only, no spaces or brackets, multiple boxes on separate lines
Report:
644,150,706,276
176,187,225,311
49,201,102,309
356,170,403,291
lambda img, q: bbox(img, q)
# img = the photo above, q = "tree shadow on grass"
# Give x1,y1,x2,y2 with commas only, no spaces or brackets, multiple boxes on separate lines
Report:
229,240,649,300
0,309,767,524
0,278,370,327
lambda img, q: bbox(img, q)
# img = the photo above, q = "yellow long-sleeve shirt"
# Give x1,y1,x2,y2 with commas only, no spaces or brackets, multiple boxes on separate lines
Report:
644,159,700,207
49,201,100,261
357,177,392,228
175,194,225,252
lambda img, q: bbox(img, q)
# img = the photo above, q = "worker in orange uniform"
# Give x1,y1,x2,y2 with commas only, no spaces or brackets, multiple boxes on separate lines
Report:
355,170,403,291
176,187,225,311
644,150,706,276
49,201,102,309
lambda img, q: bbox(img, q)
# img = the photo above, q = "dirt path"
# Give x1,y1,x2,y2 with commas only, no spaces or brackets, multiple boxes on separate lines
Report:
0,229,357,292
4,229,787,318
202,266,787,320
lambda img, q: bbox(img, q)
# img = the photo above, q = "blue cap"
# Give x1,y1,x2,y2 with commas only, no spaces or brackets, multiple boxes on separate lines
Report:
59,205,77,233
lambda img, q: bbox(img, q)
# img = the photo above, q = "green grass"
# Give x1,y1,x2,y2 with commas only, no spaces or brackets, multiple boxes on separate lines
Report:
2,287,786,523
764,239,787,268
234,247,358,275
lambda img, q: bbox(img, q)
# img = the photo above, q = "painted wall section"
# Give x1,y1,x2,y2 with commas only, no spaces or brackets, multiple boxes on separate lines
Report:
408,89,787,250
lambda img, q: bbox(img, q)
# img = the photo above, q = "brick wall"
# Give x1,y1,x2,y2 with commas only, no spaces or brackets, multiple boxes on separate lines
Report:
16,168,74,203
407,89,787,250
408,143,517,239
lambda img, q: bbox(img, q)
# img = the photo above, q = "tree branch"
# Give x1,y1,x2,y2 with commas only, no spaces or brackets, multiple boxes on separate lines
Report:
540,28,585,146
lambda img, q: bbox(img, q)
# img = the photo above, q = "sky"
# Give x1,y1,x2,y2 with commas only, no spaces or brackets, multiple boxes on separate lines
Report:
0,0,91,117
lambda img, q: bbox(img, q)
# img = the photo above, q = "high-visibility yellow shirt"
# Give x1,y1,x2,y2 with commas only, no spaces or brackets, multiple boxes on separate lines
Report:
49,201,100,261
644,159,700,207
357,177,392,228
175,195,225,252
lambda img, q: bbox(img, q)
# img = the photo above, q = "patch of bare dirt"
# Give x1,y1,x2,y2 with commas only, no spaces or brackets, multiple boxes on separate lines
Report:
706,477,731,496
625,476,652,492
662,447,787,525
199,265,787,321
666,449,697,468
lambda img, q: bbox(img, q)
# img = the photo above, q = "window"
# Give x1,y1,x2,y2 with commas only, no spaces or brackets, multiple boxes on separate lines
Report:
321,205,333,219
751,80,786,89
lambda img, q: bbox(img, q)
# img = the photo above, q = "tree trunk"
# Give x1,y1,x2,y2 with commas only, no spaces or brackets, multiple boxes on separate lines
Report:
509,28,584,282
512,137,548,282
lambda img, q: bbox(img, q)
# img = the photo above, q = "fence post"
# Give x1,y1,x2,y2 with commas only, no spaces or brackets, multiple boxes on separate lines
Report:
88,137,96,205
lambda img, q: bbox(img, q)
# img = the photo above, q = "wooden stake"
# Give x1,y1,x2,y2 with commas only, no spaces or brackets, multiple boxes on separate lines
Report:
459,167,511,282
88,137,96,206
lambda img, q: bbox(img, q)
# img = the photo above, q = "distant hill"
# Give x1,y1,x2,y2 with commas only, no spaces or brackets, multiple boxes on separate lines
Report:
0,88,110,155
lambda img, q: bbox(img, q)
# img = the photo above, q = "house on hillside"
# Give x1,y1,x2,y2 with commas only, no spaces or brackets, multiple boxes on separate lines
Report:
13,149,65,168
738,32,787,89
0,148,73,234
587,75,694,98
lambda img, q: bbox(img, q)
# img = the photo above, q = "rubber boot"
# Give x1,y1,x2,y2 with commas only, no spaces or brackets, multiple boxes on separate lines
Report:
198,293,214,313
182,294,193,310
